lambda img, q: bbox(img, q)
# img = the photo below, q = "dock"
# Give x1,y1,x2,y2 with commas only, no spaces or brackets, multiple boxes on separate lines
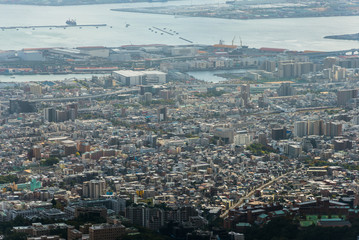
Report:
0,24,107,30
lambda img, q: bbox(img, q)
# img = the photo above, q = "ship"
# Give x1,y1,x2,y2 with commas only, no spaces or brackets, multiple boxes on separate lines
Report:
66,19,77,26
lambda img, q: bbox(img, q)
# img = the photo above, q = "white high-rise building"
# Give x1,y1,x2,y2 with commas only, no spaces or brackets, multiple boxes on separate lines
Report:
294,121,307,137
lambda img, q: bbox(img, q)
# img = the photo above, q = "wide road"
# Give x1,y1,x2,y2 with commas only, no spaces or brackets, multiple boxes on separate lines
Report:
220,168,301,219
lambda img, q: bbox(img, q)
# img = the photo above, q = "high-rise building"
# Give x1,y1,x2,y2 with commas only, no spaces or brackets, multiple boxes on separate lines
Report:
324,122,342,138
272,127,286,140
333,66,346,81
67,103,78,119
77,141,91,153
64,144,77,156
277,82,296,96
159,90,171,100
158,107,167,122
125,206,165,230
294,62,315,76
56,110,68,122
143,92,152,103
33,146,41,160
278,61,314,78
240,84,250,106
337,89,358,107
258,133,268,145
104,77,116,88
44,108,57,122
29,84,42,95
278,61,294,78
83,180,106,199
294,121,307,137
307,120,324,136
260,61,276,72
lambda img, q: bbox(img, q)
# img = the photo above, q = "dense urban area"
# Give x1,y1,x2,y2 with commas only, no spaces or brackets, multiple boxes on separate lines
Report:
1,40,359,240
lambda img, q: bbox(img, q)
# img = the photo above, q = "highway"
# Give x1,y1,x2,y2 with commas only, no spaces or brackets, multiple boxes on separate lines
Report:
0,88,139,104
31,88,138,102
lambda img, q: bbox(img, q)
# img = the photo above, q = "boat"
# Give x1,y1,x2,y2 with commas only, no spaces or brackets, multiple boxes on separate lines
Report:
66,19,77,26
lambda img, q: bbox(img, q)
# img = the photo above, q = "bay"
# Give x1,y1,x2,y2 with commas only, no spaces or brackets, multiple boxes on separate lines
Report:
0,2,358,51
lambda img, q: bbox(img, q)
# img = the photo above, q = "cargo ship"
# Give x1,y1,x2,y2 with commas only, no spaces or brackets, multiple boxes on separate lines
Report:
66,19,77,26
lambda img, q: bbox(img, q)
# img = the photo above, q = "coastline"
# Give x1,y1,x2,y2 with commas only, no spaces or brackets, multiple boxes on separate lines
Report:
111,7,359,21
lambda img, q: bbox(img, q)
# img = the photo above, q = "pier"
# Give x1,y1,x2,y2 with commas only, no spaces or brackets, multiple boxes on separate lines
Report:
179,37,193,43
0,24,107,30
152,26,174,36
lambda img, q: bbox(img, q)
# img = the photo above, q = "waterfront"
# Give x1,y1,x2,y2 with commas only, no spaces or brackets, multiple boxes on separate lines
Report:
0,2,359,51
0,73,110,83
